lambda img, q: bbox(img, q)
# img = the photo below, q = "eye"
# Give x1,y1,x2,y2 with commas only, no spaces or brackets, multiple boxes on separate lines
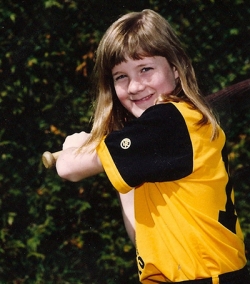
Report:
141,67,153,73
114,74,127,81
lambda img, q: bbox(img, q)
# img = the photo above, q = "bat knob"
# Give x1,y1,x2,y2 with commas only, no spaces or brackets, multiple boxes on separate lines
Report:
42,151,56,169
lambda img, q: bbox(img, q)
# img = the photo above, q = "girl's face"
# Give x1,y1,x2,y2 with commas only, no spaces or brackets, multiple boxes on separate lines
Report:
112,56,179,117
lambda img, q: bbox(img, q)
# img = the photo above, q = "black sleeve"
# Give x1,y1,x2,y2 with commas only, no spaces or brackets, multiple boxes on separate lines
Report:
104,103,193,187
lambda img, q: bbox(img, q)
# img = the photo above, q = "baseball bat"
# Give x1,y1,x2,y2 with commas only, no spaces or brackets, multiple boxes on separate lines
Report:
42,79,250,169
42,150,61,169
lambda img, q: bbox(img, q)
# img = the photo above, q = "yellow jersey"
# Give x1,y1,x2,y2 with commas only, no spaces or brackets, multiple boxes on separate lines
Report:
96,102,247,283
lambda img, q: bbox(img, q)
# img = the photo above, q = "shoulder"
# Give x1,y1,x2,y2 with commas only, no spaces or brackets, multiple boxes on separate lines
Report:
138,102,201,130
141,102,201,119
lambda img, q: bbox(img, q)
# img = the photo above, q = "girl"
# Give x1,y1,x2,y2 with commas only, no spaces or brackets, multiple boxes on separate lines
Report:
56,9,250,284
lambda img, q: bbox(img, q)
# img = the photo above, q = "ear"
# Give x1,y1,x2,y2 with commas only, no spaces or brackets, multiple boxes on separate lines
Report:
173,66,179,79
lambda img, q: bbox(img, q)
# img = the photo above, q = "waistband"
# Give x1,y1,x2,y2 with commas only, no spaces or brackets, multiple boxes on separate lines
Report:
159,266,250,284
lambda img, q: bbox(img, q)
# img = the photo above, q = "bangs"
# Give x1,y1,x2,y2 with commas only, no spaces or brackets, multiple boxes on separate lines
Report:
104,15,164,70
107,34,163,70
111,48,151,68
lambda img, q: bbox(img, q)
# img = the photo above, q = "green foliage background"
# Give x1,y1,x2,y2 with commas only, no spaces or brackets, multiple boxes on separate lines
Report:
0,0,250,283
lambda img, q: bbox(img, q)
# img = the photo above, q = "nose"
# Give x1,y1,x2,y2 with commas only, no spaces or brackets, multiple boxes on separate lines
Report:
128,78,145,95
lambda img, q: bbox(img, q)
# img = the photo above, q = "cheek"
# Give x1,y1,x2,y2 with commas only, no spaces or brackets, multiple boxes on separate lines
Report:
161,71,178,91
157,77,176,93
114,85,127,101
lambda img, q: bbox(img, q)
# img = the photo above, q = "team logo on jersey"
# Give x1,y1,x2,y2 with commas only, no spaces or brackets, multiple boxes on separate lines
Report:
120,138,131,149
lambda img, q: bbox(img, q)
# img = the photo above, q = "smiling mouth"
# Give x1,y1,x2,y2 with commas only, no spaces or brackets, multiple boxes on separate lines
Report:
132,94,153,102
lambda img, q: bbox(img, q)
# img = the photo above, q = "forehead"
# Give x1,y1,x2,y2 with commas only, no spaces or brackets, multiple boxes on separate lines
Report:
112,56,168,72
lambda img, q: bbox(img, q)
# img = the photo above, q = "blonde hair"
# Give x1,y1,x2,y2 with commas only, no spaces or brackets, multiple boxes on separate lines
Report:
86,9,218,149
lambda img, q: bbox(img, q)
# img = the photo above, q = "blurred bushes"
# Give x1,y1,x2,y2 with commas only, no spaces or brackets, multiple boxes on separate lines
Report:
0,0,250,282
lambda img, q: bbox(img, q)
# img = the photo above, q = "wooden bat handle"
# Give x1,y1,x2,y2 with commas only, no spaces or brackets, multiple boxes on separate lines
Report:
42,151,61,169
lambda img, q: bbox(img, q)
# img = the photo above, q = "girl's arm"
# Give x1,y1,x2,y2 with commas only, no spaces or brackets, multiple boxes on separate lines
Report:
118,190,135,245
56,132,104,182
57,132,135,246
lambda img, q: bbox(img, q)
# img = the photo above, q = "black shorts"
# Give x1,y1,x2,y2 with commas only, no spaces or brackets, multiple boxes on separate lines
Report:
159,266,250,284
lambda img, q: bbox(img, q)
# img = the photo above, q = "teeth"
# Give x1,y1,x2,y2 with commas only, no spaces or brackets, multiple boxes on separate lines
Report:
142,95,151,100
133,95,151,101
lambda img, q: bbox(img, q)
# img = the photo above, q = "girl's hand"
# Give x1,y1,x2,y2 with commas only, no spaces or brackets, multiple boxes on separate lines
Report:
62,131,91,150
57,131,103,182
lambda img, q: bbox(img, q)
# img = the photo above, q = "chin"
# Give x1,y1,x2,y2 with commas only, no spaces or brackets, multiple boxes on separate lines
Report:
133,110,145,118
